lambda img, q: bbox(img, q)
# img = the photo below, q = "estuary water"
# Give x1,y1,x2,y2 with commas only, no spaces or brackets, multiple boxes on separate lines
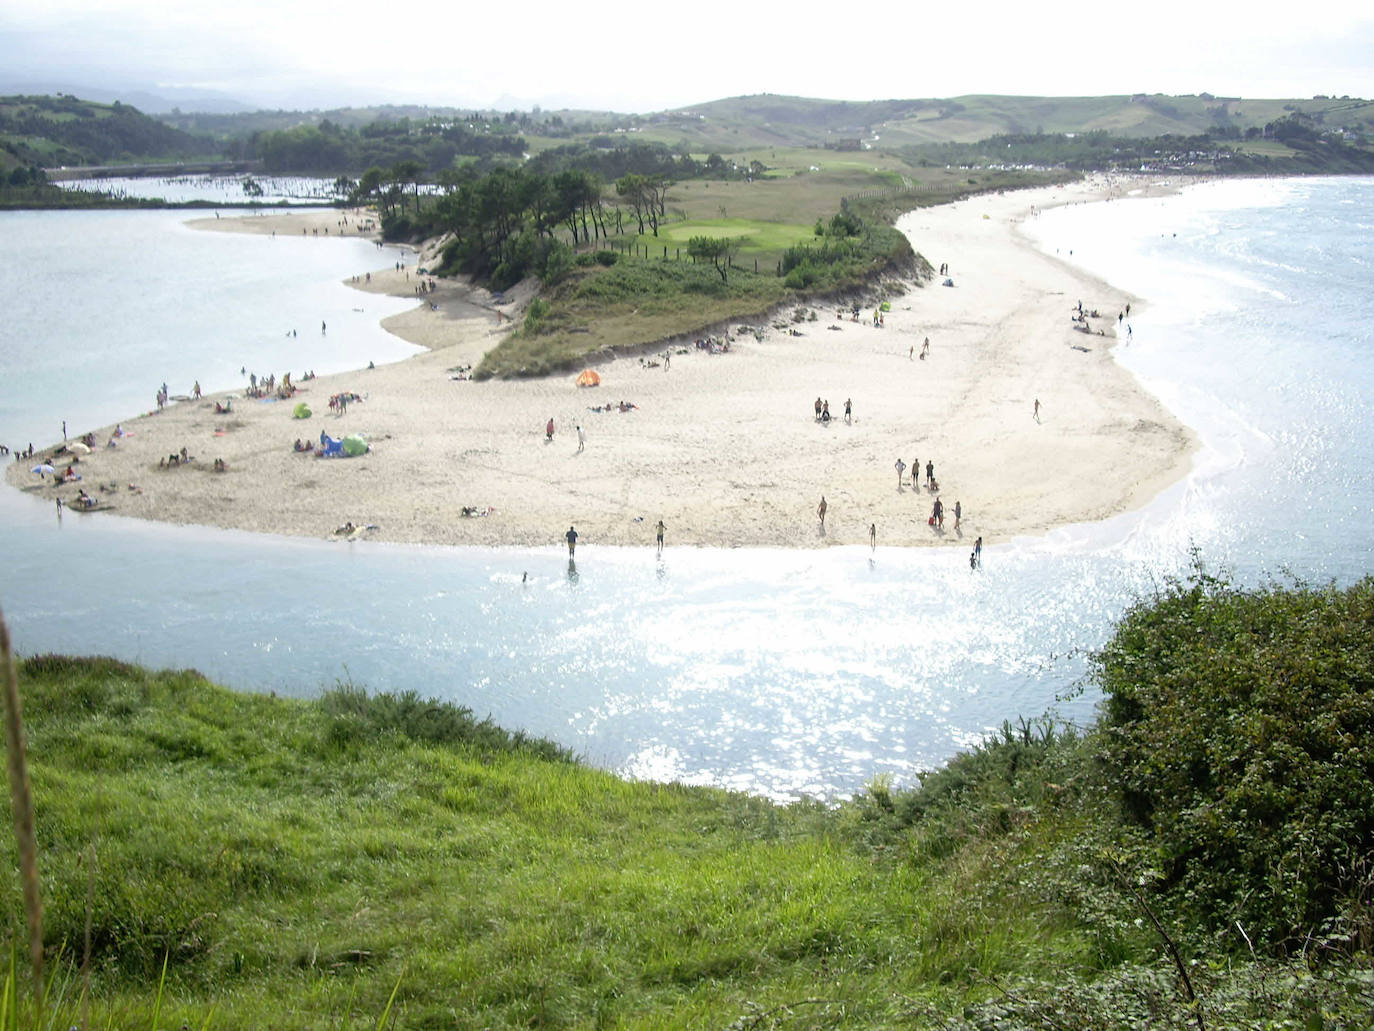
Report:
1,177,1370,800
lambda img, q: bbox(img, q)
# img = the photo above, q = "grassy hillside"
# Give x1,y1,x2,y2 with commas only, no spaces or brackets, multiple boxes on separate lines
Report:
2,572,1371,1028
0,94,210,174
633,92,1374,150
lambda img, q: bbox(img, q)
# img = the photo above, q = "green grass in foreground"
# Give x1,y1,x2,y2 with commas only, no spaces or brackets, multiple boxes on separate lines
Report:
4,573,1373,1028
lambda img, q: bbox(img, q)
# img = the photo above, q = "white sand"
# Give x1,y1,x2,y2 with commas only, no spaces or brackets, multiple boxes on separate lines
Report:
8,178,1196,550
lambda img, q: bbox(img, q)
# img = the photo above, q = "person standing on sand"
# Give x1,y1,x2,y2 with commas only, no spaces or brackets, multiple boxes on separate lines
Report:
656,519,666,556
817,496,828,530
844,398,852,424
920,337,930,360
869,523,876,550
954,500,962,530
565,525,578,556
974,536,983,564
814,397,822,421
1034,398,1041,422
193,381,201,400
321,320,326,334
546,417,555,442
895,458,906,489
576,425,585,452
925,460,934,489
933,496,944,529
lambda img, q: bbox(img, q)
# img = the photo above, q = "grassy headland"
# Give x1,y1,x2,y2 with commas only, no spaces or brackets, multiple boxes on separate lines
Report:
462,165,1065,378
3,570,1372,1028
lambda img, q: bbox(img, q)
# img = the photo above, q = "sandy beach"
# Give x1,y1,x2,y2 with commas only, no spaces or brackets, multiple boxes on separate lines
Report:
7,178,1196,550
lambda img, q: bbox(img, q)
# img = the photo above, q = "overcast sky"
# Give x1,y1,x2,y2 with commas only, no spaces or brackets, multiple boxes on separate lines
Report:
3,0,1372,112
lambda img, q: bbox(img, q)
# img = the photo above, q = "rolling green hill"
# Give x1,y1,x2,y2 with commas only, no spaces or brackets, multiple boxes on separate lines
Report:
630,92,1374,150
0,93,210,174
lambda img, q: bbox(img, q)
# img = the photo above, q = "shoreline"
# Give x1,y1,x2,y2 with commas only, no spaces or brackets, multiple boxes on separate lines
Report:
5,177,1197,550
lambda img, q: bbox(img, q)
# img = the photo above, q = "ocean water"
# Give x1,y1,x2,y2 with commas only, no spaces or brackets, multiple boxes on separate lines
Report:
1,178,1370,800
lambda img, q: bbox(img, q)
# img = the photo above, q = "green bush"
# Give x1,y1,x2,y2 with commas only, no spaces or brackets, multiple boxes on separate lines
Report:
523,297,551,332
540,240,574,285
1095,567,1374,949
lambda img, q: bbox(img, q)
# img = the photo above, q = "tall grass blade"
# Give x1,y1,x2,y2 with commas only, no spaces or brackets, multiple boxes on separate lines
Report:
0,611,43,1013
375,965,404,1031
149,951,168,1031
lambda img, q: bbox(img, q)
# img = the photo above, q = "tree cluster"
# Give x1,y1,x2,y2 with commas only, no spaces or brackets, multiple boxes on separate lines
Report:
249,117,526,176
415,167,617,290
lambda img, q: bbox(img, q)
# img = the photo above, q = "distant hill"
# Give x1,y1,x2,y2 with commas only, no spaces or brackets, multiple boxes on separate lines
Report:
0,79,253,115
634,92,1374,150
0,94,210,172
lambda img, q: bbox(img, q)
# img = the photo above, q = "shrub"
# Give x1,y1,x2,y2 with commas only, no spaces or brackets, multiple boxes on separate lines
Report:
540,240,573,285
523,297,551,332
1095,566,1374,949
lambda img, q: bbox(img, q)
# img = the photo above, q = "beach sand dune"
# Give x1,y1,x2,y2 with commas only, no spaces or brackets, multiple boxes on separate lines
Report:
8,180,1194,550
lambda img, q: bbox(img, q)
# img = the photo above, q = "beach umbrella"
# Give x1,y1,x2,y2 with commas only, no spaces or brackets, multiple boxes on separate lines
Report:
341,434,368,457
69,441,91,453
31,464,54,475
576,369,601,387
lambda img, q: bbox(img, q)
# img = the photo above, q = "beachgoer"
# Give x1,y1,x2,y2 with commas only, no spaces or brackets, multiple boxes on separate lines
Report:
656,519,666,555
933,496,944,529
844,398,852,424
920,337,930,360
895,458,906,488
925,460,934,488
869,523,876,550
193,381,201,399
970,550,977,570
565,525,578,556
1034,398,1041,421
954,500,962,530
546,418,555,442
817,496,827,529
321,320,327,334
814,397,822,421
576,425,585,452
821,401,831,423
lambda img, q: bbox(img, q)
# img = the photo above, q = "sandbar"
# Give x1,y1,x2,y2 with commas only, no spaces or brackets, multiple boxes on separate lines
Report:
7,178,1196,550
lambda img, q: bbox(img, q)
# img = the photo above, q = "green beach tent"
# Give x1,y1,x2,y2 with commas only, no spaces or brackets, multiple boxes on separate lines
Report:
341,434,368,457
293,402,311,419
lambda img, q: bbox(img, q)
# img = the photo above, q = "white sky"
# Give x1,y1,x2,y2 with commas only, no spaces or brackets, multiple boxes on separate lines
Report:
3,0,1372,112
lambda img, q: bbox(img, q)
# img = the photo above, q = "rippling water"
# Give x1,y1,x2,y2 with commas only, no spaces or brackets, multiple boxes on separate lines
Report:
2,177,1370,800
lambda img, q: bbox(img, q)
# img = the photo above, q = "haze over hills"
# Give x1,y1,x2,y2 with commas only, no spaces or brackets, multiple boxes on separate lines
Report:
0,78,255,115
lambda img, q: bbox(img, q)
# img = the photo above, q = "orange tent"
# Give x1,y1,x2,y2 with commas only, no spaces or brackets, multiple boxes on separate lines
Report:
576,369,601,387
